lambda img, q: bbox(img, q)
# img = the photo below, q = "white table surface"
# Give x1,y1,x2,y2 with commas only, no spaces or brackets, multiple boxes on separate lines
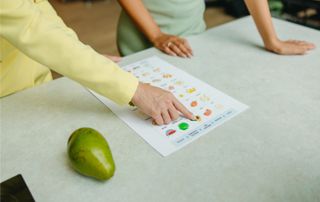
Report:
1,17,320,202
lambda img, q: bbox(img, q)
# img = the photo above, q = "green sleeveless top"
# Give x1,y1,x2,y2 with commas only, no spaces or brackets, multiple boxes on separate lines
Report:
117,0,206,56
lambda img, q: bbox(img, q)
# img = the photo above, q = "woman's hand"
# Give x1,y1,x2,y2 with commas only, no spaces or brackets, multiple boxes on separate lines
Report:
244,0,316,56
118,0,193,58
131,82,195,125
151,33,193,58
265,39,316,55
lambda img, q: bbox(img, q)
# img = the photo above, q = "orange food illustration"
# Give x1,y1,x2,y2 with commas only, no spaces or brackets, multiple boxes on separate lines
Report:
190,101,198,107
204,109,212,116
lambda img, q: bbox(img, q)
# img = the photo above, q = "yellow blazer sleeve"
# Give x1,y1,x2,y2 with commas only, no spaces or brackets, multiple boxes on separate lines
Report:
0,0,138,105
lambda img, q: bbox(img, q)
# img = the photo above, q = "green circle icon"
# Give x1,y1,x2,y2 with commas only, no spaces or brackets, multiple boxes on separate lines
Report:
178,122,189,130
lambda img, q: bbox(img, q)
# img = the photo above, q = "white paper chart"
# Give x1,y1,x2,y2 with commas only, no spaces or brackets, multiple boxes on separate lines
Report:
90,56,248,156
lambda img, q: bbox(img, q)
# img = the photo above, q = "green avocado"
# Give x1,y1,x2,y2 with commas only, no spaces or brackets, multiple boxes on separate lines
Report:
67,128,115,181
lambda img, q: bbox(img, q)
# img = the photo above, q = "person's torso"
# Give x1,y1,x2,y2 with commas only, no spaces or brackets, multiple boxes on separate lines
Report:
117,0,206,56
142,0,206,35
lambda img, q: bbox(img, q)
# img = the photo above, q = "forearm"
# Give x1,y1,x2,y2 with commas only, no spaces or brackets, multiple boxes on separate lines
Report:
0,0,138,105
118,0,161,42
244,0,278,47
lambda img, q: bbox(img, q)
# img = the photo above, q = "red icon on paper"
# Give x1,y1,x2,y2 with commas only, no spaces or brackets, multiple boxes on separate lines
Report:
166,129,176,136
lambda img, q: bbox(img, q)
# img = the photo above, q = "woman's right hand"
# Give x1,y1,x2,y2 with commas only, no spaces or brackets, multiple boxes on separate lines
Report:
151,33,193,58
131,82,195,125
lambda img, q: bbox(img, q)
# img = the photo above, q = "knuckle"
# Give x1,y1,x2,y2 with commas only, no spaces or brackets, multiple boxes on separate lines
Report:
151,109,160,117
176,50,182,54
164,99,172,105
166,91,174,98
160,98,171,107
172,114,179,120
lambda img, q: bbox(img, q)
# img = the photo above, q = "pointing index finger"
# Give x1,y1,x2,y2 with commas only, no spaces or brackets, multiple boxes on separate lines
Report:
172,97,195,120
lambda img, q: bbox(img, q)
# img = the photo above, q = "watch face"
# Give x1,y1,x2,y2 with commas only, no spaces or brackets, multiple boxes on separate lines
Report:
1,174,35,202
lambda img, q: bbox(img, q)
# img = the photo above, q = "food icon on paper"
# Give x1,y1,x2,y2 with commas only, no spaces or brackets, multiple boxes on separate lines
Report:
195,115,202,122
166,129,176,136
178,122,189,131
204,109,213,116
190,101,198,107
163,73,172,78
187,87,196,94
200,94,210,102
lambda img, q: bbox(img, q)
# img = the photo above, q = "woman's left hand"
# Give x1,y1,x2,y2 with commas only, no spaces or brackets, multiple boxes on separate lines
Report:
265,39,316,55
